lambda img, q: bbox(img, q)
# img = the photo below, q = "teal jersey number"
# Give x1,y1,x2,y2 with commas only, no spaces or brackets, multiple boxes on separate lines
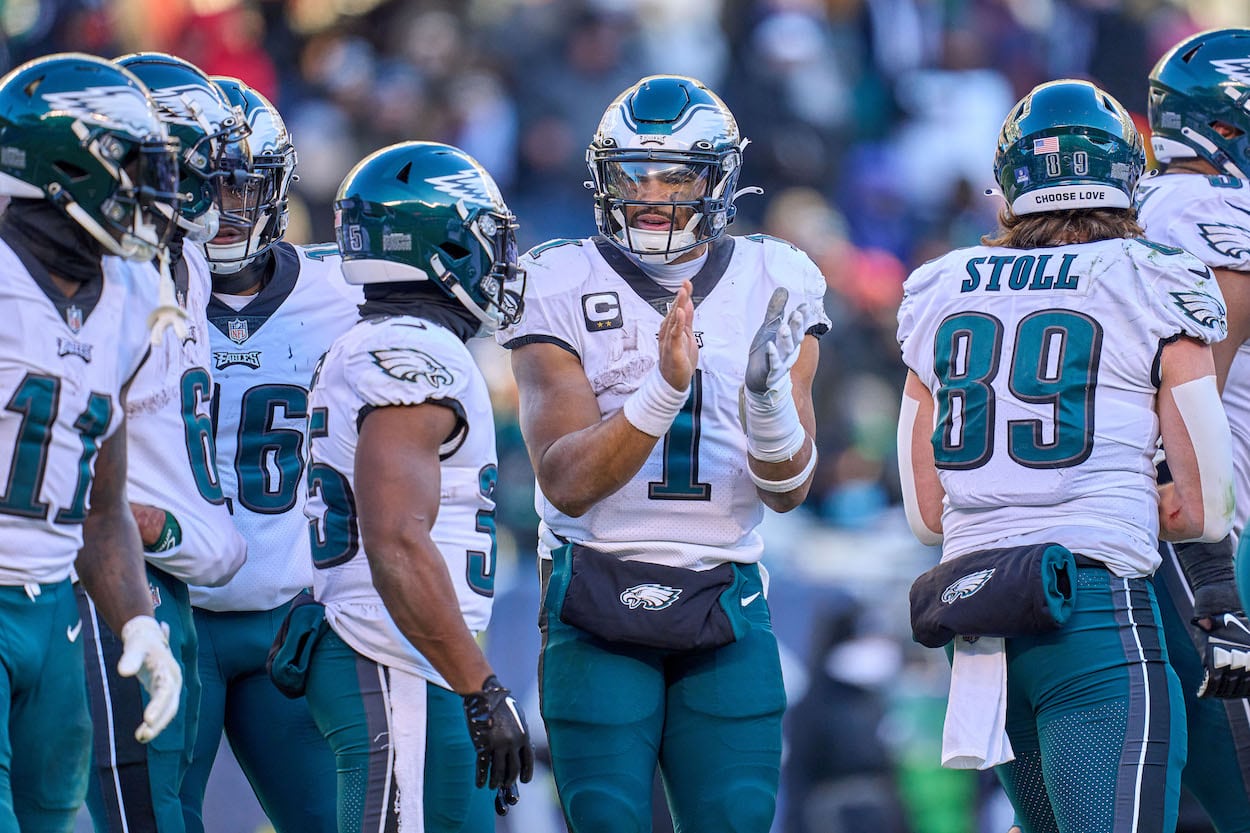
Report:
180,367,225,504
933,313,1001,469
53,391,113,524
0,373,112,523
301,243,340,261
306,407,359,569
648,369,711,500
933,310,1102,470
466,464,498,597
236,384,308,514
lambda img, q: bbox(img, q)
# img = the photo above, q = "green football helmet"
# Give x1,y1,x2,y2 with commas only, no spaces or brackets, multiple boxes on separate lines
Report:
204,76,297,273
993,79,1144,216
335,141,524,334
115,52,253,242
586,75,757,263
1149,28,1250,178
0,52,181,261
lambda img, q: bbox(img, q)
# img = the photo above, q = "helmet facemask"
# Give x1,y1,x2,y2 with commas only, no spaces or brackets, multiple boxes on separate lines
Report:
591,153,738,264
62,120,183,261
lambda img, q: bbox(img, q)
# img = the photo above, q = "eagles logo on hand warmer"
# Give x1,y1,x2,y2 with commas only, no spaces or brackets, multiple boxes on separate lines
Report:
619,583,682,610
556,544,742,652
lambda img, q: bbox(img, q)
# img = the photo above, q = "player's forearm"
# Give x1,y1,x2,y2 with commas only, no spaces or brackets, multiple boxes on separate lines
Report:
151,509,246,587
365,532,493,694
77,503,155,634
535,412,661,517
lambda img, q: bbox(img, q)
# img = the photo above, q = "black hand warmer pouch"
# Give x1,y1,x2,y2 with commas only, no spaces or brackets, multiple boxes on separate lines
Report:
909,543,1077,648
266,590,330,698
555,543,745,653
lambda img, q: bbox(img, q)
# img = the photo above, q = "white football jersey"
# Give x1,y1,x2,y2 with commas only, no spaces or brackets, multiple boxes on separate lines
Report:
0,243,157,584
496,234,831,570
1137,172,1250,535
192,242,360,611
125,246,246,586
897,237,1227,576
308,314,497,686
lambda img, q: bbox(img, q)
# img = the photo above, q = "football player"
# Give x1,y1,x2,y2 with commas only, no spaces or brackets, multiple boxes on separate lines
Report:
1136,27,1250,831
303,140,532,831
177,77,353,833
898,79,1235,831
0,52,183,830
496,75,829,833
68,52,253,833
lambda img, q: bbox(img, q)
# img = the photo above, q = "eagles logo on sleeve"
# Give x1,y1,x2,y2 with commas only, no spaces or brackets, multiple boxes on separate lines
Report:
1171,289,1229,336
1198,221,1250,260
369,348,455,387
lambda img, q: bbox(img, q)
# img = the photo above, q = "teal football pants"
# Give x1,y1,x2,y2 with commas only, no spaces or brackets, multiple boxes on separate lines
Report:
180,601,336,833
304,628,494,833
539,552,786,833
1154,542,1250,833
79,566,198,833
0,580,90,833
996,564,1186,833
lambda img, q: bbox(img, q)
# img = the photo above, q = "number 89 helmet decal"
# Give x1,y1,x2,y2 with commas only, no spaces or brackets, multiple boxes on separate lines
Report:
587,75,759,263
0,52,182,261
335,141,525,335
993,79,1145,216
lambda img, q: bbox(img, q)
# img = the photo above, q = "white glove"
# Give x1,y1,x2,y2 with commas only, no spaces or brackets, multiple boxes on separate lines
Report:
148,250,190,345
118,615,181,743
745,287,815,407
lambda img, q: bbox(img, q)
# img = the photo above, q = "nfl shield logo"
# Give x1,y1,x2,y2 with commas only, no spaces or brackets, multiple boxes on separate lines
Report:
227,318,249,344
65,305,83,333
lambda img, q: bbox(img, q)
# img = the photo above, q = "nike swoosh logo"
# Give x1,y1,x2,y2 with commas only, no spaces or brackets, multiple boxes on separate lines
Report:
1188,267,1213,279
67,620,82,643
741,592,761,607
1222,613,1250,635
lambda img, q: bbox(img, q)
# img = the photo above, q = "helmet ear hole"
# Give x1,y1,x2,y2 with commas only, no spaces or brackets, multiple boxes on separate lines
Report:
53,161,90,182
438,241,471,261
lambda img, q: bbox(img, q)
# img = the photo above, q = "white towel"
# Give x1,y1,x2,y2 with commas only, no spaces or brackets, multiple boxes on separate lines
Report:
389,667,430,833
941,636,1014,769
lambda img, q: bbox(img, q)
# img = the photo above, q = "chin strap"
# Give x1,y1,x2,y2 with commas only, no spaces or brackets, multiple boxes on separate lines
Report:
148,248,190,345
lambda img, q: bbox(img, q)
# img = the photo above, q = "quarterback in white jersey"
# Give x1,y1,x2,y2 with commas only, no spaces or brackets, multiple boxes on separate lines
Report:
499,76,825,833
302,142,532,832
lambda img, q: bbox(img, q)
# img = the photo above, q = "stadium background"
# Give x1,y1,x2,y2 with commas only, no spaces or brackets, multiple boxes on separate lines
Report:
0,0,1245,830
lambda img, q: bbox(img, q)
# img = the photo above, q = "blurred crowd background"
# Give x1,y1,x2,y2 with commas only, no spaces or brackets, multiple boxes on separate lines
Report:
4,0,1246,831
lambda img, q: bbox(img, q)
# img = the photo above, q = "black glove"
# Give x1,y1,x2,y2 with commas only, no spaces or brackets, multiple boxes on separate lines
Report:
1174,537,1250,699
462,675,535,794
495,784,520,816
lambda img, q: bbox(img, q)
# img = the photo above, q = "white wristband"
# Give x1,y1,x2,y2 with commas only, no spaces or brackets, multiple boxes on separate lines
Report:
623,365,689,438
748,444,817,493
742,384,807,462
